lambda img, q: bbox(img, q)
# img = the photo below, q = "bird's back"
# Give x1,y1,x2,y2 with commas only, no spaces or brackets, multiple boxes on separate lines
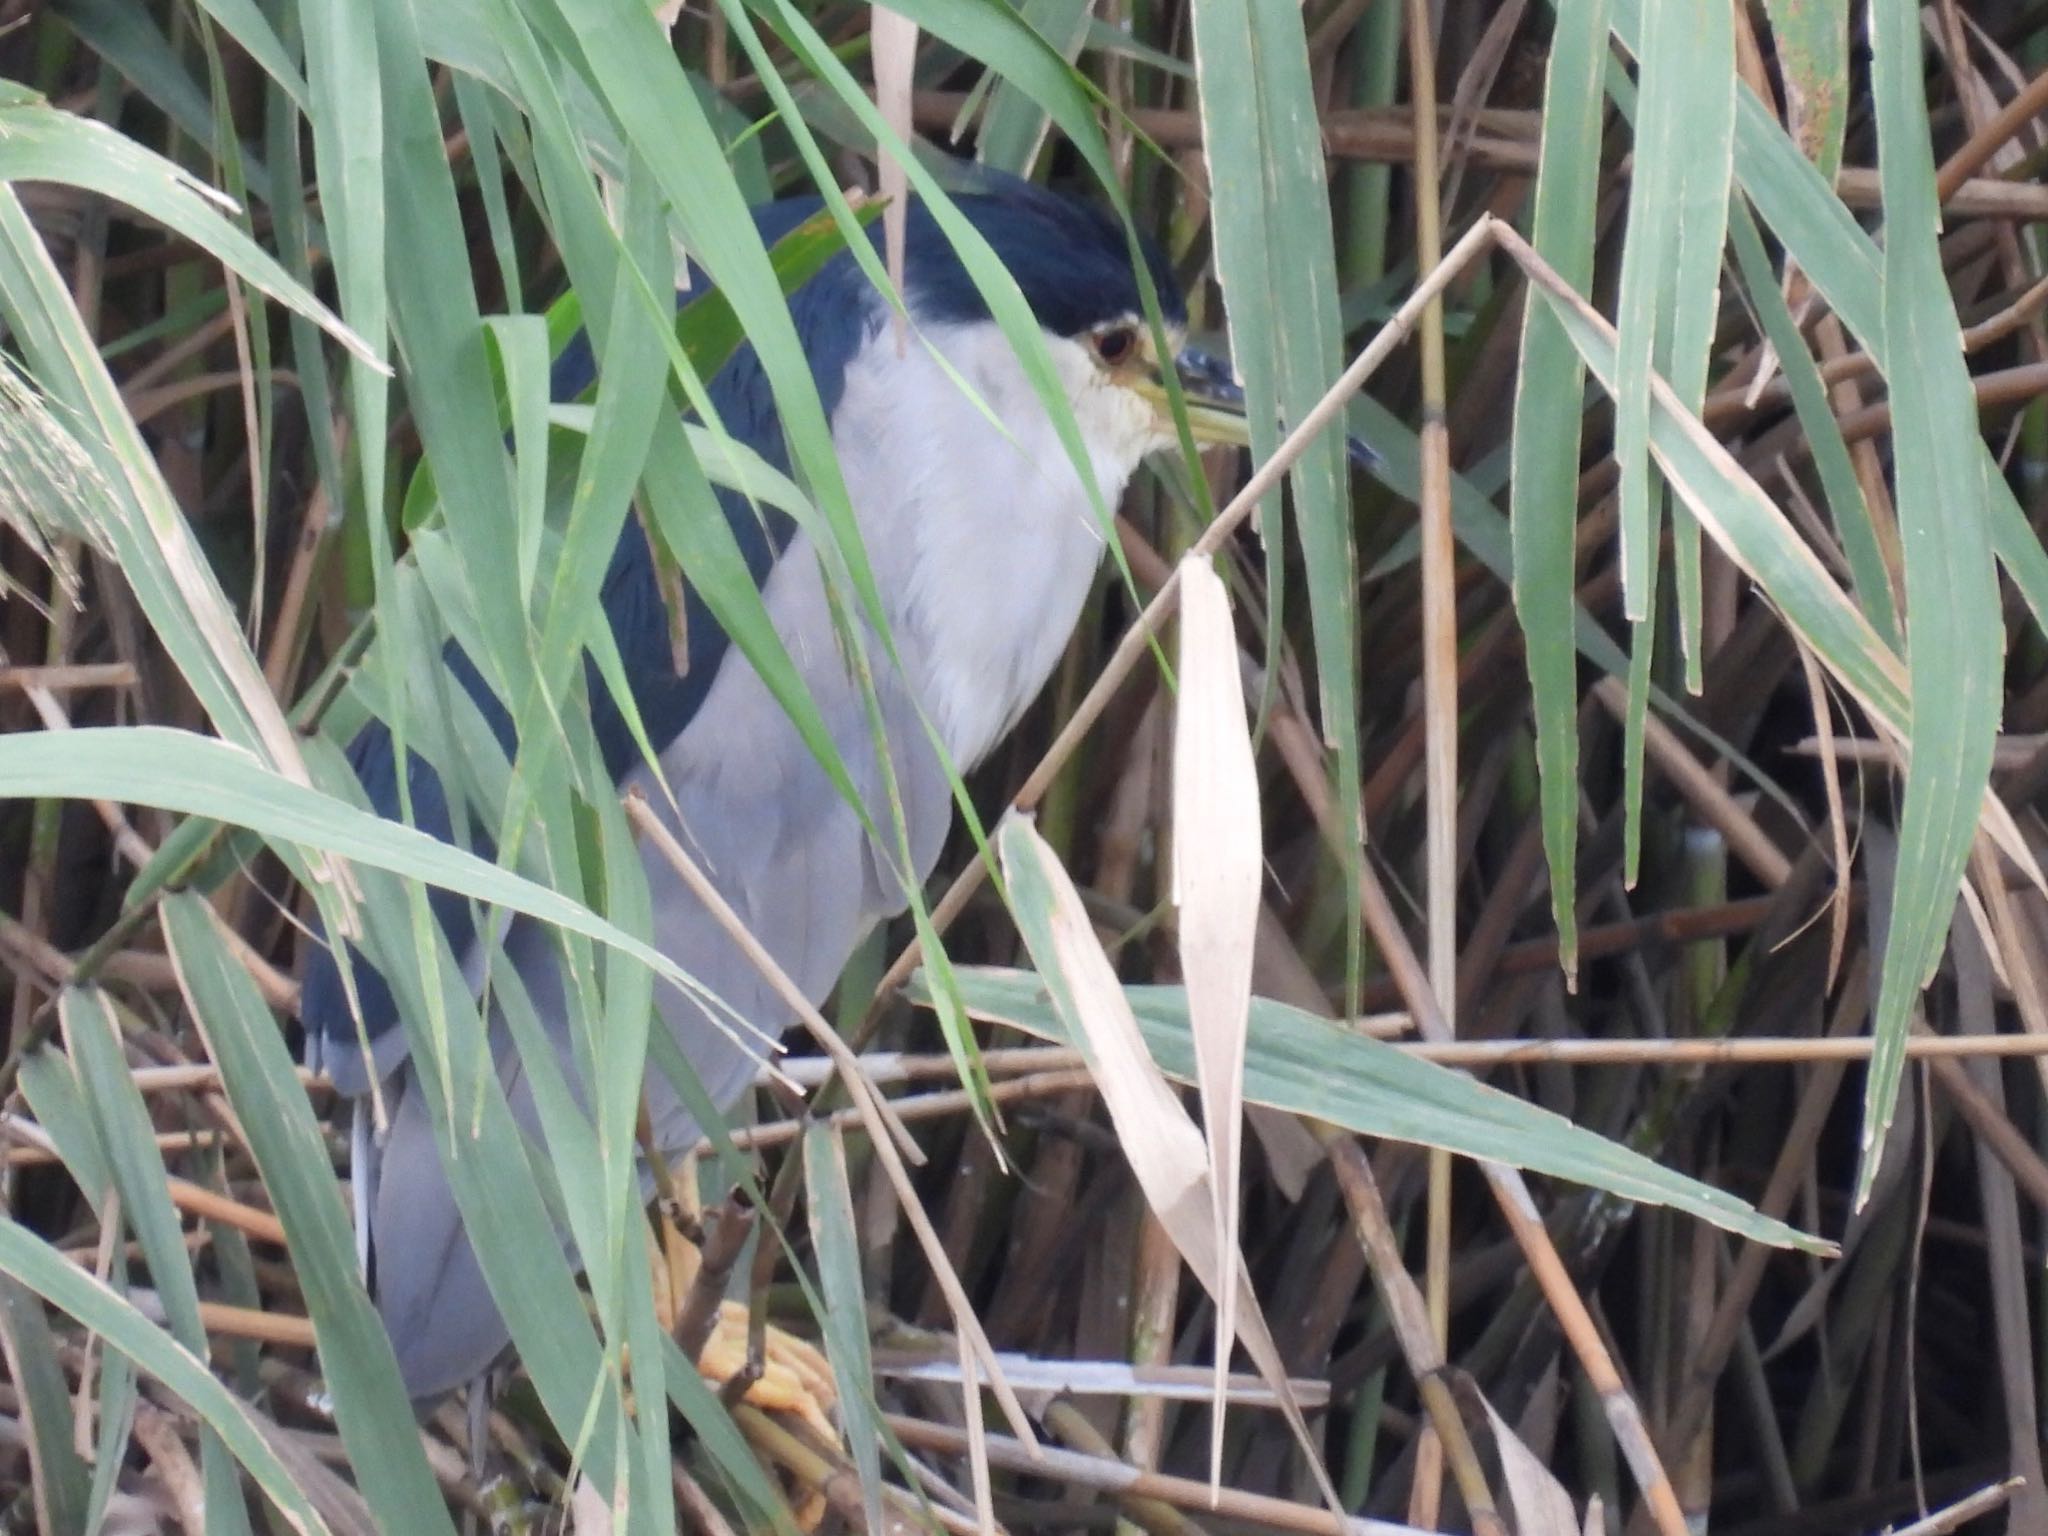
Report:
300,197,879,1090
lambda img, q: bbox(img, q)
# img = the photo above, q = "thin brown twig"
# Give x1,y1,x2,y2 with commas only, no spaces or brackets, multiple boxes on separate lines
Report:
96,1280,317,1349
127,1062,324,1095
162,1177,286,1246
1661,962,1868,1459
1592,677,1792,889
190,1300,316,1349
680,1068,1095,1159
896,1020,2048,1070
1324,1134,1506,1536
1704,271,2048,420
131,1400,208,1531
10,672,156,872
674,1463,745,1536
124,370,300,430
1400,4,1466,1524
0,662,137,693
911,93,2048,221
1882,1477,2025,1536
735,1403,961,1536
1039,1399,1204,1536
1936,59,2048,197
1833,360,2048,445
262,420,348,701
884,1414,1434,1536
1925,1041,2048,1217
117,304,241,396
2,1127,222,1169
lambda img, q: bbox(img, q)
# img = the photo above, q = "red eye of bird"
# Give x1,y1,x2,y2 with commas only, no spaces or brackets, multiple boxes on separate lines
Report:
1092,326,1137,367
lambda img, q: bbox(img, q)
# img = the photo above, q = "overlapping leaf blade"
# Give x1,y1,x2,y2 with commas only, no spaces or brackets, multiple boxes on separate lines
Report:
1855,0,2002,1203
1509,0,1610,982
0,1219,330,1533
161,895,456,1534
923,964,1822,1252
1186,1,1363,1003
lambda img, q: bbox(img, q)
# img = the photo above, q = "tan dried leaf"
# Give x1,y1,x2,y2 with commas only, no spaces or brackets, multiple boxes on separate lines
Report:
1170,554,1262,1479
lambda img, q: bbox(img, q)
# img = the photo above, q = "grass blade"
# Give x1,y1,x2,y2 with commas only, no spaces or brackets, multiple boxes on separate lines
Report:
1614,0,1683,624
160,895,456,1534
1610,0,1734,879
0,726,721,1008
56,987,254,1536
1725,204,1898,648
0,190,337,789
973,0,1094,174
0,1219,329,1532
1509,0,1610,981
0,92,359,348
1855,0,2002,1205
802,1125,884,1536
1762,0,1849,178
0,1276,90,1536
1186,0,1362,1009
930,965,1824,1253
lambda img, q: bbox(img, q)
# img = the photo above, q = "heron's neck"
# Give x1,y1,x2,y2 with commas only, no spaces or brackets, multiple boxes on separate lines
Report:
830,319,1148,768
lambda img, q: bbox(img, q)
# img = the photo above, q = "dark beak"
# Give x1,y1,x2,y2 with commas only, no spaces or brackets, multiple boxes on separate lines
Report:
1136,347,1379,469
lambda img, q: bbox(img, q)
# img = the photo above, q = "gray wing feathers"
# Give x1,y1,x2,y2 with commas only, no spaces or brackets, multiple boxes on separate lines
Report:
310,1013,413,1099
364,538,959,1398
368,1067,504,1397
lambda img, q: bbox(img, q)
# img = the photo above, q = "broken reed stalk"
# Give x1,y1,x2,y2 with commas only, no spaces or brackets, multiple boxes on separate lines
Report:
675,1068,1095,1159
1323,1132,1505,1536
671,1192,756,1363
1887,1478,2026,1536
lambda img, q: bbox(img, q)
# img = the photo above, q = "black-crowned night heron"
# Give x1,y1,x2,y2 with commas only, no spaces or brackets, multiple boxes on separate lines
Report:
300,177,1359,1400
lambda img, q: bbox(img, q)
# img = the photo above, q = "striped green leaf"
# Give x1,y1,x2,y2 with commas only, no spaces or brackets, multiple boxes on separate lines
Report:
160,896,456,1535
1510,0,1610,980
1186,1,1362,1001
918,965,1825,1252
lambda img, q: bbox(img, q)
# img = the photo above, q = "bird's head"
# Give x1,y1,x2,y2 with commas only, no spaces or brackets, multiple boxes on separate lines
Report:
896,181,1276,487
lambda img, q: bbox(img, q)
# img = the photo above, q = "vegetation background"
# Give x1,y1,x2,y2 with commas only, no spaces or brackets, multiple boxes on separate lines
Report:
0,0,2045,1532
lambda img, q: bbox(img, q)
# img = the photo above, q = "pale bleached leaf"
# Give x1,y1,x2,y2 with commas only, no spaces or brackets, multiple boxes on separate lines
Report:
1169,554,1262,1481
1483,1395,1582,1536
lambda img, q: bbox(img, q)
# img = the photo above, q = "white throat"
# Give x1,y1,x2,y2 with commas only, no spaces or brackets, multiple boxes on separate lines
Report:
829,317,1165,767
